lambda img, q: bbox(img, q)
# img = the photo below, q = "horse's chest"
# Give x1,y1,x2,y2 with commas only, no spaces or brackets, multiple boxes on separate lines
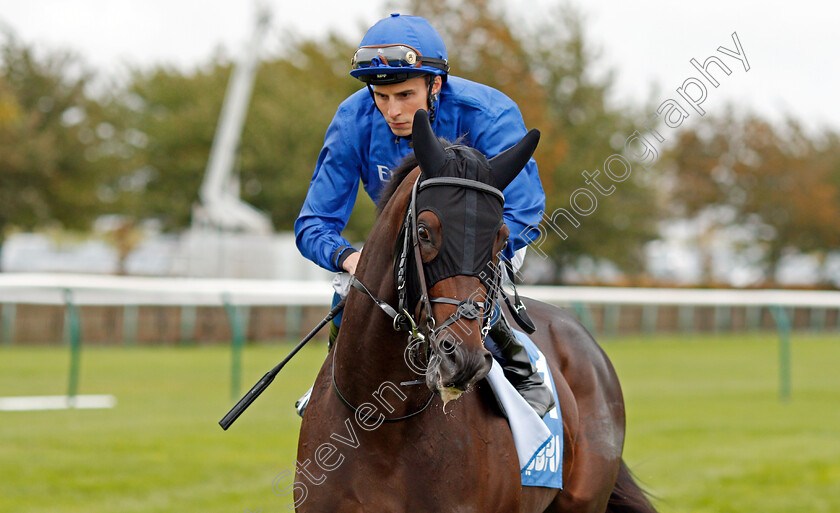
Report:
315,411,519,511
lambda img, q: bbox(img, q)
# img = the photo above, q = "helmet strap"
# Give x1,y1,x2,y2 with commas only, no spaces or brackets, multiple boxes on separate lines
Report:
366,83,377,110
427,76,438,122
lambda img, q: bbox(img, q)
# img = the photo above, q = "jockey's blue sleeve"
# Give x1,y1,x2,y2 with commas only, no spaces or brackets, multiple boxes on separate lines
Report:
502,155,543,262
470,103,546,262
294,113,361,272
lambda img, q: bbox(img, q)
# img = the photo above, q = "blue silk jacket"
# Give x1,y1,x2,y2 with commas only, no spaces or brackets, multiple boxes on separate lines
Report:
295,76,546,272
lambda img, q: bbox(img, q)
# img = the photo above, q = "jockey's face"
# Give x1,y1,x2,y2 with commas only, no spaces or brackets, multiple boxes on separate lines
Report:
372,76,442,137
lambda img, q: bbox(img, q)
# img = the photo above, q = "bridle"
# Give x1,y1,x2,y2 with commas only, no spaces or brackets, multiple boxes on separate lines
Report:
399,175,504,341
332,174,506,423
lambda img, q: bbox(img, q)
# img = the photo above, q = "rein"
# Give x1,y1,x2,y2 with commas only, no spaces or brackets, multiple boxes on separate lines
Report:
330,323,436,423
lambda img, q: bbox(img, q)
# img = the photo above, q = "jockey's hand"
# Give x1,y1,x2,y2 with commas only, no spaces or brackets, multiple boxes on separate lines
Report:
342,251,361,275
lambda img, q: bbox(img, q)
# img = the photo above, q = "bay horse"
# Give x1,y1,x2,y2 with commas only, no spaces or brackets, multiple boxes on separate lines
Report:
294,110,657,513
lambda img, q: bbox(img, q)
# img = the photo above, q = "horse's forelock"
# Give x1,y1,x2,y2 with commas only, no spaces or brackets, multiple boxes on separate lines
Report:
377,137,476,213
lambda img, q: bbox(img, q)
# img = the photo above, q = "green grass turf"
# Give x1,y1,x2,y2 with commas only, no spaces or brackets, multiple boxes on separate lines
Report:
609,333,840,513
1,333,838,512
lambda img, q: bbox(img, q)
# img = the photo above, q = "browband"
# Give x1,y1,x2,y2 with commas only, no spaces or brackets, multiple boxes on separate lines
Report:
418,177,505,204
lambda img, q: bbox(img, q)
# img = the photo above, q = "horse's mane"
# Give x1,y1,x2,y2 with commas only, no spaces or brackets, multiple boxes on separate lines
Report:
376,153,420,212
375,137,464,213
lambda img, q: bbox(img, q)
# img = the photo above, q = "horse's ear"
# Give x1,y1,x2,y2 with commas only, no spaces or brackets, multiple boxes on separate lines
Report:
489,129,540,190
412,109,446,177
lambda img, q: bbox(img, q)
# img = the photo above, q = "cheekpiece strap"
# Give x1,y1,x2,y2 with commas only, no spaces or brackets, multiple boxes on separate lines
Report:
410,177,435,328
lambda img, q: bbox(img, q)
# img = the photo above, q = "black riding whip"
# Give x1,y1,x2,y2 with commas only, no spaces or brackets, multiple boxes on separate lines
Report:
219,296,346,430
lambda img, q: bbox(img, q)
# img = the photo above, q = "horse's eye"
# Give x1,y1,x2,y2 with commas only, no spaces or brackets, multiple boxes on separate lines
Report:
418,226,431,242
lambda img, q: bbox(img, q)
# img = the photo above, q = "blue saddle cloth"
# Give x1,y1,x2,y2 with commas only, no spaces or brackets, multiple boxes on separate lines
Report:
515,329,564,489
485,328,563,489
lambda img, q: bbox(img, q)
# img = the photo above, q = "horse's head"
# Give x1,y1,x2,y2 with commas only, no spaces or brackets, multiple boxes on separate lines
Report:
406,109,540,408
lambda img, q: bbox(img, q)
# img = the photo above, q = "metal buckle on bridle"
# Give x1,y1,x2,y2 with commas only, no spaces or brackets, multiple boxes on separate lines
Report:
428,316,436,330
393,310,408,332
421,298,436,330
395,308,425,341
456,299,481,320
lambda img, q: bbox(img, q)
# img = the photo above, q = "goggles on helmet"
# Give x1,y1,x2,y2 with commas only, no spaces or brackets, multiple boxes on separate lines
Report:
351,44,449,74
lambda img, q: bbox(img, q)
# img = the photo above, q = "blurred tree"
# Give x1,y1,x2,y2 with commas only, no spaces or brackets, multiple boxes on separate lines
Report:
115,62,228,231
97,4,662,282
0,35,118,243
116,35,374,241
401,0,660,282
239,35,370,237
667,112,840,285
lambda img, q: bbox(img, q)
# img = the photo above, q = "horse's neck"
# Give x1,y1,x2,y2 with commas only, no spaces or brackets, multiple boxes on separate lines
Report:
338,243,404,360
330,168,430,413
332,252,426,415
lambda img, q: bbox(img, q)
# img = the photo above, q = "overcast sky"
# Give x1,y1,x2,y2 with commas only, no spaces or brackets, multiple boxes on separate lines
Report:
0,0,836,133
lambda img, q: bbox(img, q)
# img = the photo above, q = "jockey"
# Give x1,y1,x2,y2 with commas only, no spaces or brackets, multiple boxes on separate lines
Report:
294,13,554,418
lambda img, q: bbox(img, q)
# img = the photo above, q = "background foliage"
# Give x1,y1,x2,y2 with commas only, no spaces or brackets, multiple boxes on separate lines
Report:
1,2,839,285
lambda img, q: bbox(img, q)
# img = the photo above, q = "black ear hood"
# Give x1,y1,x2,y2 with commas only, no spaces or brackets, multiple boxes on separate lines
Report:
412,109,540,187
488,128,540,190
413,109,448,179
405,110,538,295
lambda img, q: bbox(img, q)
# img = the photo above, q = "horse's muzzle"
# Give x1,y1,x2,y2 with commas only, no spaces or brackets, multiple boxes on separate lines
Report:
426,339,493,408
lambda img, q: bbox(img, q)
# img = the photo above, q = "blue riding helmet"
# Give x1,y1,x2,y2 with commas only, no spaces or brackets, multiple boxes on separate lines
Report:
350,13,449,85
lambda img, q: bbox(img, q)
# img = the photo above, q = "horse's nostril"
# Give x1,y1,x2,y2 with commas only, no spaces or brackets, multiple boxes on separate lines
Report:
483,351,493,370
